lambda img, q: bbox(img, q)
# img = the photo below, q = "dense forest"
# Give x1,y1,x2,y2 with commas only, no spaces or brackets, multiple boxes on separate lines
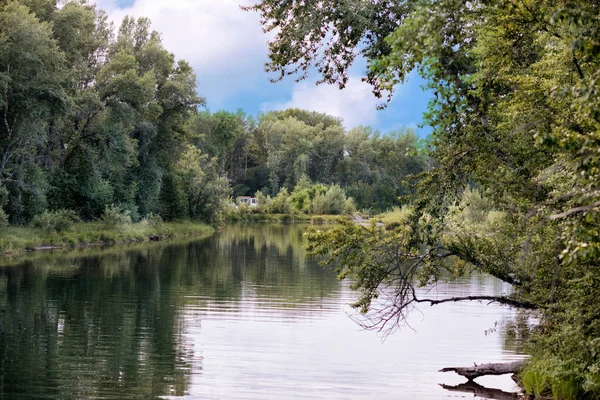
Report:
246,0,600,398
0,0,426,228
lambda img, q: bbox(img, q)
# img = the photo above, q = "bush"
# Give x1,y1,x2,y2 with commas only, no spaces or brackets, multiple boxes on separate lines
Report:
272,188,291,214
309,185,350,215
323,185,347,215
101,204,132,227
30,209,81,233
310,193,328,215
0,209,8,228
146,212,164,227
289,188,311,213
0,185,8,227
255,190,274,214
343,197,357,215
89,179,114,215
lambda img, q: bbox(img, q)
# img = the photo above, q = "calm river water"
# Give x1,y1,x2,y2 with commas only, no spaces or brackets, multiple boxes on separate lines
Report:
0,224,526,399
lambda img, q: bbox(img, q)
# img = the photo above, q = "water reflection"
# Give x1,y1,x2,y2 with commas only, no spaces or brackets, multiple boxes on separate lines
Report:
0,224,525,399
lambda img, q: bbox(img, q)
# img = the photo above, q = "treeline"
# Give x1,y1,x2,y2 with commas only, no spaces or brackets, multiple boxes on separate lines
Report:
0,0,426,228
194,109,427,212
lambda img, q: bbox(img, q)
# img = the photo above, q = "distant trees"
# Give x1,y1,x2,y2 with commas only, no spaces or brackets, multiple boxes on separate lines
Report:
192,108,427,213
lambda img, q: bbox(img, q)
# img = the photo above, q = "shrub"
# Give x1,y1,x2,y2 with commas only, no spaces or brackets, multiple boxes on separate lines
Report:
30,209,81,233
343,197,357,215
289,188,311,213
0,209,8,228
310,193,328,215
255,190,274,214
309,185,351,215
146,212,164,227
101,204,132,227
323,185,347,215
272,188,291,214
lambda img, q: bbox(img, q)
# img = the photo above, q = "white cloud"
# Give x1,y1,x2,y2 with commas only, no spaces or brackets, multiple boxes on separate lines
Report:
262,77,383,129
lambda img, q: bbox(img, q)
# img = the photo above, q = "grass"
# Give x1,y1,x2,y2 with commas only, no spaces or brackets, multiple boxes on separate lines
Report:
0,220,214,256
518,365,582,400
374,206,413,228
520,368,551,399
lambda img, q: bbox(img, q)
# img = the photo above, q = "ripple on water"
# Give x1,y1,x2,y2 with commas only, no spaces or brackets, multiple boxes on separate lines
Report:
0,224,526,399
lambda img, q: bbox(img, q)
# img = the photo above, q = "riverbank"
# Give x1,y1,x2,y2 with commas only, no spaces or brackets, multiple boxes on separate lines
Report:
0,221,214,256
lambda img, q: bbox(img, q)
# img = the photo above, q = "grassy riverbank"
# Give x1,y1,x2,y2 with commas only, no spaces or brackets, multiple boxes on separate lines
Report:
0,221,214,256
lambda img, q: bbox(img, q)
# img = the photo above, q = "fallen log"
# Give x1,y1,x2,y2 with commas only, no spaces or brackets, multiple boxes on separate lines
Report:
439,360,526,381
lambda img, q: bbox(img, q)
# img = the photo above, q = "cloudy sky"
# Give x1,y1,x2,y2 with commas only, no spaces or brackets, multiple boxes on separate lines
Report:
93,0,432,136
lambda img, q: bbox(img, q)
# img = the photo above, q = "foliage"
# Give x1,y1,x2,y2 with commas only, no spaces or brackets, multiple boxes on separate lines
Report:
101,204,132,228
214,110,426,212
0,1,205,225
30,209,80,233
0,186,8,227
241,1,411,93
0,0,410,233
375,205,413,229
174,144,231,224
271,187,291,214
0,210,8,228
255,190,274,214
0,0,424,226
310,185,350,215
145,212,164,228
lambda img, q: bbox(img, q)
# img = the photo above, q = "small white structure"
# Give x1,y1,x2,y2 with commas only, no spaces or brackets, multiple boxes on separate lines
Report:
237,196,258,206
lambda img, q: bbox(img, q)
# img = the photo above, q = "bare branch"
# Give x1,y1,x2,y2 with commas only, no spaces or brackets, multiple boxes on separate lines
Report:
415,295,537,310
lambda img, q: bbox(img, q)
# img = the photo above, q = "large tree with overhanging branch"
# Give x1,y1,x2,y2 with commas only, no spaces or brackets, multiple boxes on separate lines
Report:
246,0,600,397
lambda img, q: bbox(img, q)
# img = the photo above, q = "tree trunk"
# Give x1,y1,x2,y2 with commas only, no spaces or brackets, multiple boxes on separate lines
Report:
439,360,526,381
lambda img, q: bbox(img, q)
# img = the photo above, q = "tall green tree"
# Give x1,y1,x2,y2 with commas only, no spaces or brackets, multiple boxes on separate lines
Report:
0,1,67,223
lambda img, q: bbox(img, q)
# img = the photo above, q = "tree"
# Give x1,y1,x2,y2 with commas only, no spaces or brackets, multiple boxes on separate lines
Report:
249,0,600,396
0,1,67,223
0,2,214,225
174,144,230,223
241,0,413,94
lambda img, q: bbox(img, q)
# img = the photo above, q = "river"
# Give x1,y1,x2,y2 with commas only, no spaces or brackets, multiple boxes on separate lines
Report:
0,223,526,399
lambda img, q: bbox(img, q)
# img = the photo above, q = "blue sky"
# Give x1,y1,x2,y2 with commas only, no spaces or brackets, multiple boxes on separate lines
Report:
97,0,433,137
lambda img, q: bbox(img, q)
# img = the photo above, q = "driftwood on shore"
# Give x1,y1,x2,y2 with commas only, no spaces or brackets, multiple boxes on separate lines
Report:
439,360,526,381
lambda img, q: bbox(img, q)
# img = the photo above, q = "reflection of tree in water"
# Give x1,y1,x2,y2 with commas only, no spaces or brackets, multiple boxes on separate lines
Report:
0,224,342,399
205,223,340,306
0,249,194,399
